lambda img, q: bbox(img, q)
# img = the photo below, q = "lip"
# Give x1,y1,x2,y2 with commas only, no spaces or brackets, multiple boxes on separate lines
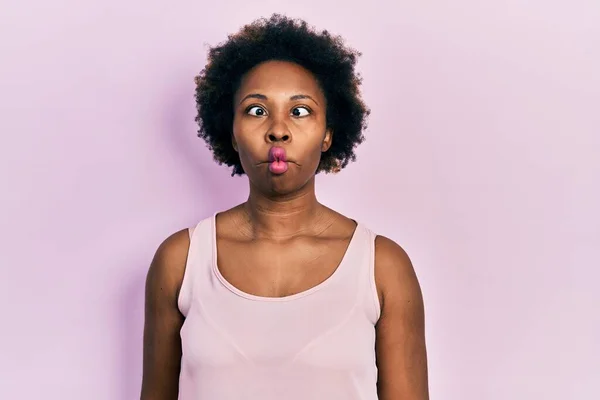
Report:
268,146,287,163
256,160,299,166
255,146,299,166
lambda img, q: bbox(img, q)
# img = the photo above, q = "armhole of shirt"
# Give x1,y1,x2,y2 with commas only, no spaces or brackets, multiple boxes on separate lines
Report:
368,231,382,323
177,223,198,317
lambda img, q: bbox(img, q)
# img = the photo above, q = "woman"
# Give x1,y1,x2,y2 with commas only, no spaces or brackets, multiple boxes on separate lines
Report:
141,14,429,400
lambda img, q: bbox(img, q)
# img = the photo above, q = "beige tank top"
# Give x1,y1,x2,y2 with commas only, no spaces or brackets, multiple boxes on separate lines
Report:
177,214,381,399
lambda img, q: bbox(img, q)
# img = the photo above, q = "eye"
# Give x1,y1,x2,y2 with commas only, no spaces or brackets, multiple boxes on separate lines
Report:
291,106,311,117
247,106,267,116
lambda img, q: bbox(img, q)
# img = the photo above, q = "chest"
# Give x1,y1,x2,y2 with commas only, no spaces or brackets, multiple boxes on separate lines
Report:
181,303,376,372
216,236,351,298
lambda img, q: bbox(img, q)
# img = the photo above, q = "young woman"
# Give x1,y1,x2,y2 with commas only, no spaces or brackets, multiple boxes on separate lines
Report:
141,14,429,400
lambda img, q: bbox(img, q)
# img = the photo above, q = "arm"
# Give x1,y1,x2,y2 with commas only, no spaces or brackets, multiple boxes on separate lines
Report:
374,235,429,400
140,229,190,400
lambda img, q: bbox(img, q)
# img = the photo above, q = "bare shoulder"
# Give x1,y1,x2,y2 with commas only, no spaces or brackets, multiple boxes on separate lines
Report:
141,228,191,399
374,235,423,311
146,228,191,301
373,235,429,398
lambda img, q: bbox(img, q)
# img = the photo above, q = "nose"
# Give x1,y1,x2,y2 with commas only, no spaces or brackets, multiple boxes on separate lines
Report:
266,119,291,143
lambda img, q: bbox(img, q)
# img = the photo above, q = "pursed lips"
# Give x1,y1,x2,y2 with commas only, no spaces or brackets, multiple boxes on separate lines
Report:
256,160,299,165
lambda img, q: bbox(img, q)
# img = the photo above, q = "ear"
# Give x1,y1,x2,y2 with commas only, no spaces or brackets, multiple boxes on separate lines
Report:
231,134,239,152
321,128,333,152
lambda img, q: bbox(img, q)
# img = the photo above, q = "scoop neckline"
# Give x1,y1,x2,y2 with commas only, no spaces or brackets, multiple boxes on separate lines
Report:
210,212,361,302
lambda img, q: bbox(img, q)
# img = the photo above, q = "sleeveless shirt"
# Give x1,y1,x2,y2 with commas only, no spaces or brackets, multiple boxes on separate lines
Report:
177,214,381,399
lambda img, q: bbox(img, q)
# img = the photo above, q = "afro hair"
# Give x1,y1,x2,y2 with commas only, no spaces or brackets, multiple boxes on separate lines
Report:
194,14,370,176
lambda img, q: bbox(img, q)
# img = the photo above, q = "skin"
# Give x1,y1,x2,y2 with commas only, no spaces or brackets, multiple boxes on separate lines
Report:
141,60,429,400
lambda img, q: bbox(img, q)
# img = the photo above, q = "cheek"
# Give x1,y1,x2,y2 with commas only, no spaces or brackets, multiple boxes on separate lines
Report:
231,114,246,144
232,118,261,153
234,137,257,163
301,131,329,169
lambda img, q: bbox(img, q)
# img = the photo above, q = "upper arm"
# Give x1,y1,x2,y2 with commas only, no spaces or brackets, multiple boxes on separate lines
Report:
374,235,429,400
140,229,190,400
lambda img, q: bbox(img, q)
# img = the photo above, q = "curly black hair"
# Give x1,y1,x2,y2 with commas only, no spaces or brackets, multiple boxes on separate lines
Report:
194,14,370,176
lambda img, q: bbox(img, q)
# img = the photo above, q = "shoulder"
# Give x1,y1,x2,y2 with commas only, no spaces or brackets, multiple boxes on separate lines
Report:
146,228,191,301
374,235,423,313
372,235,429,398
153,228,190,265
374,235,412,268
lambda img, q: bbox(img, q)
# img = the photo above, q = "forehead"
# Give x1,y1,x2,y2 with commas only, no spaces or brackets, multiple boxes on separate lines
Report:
235,60,325,101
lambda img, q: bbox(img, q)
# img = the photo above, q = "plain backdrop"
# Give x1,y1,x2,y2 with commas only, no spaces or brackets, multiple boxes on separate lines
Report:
1,1,598,399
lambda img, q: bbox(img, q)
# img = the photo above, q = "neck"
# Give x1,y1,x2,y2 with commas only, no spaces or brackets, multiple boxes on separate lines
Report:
242,177,327,239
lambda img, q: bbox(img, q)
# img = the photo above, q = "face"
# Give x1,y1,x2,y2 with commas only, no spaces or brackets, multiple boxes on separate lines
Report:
232,60,332,195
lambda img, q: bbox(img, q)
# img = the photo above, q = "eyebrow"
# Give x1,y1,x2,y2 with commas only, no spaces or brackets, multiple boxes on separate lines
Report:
238,93,319,106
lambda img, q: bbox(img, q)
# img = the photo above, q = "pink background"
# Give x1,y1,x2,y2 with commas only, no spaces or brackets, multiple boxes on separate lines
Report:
1,1,598,399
